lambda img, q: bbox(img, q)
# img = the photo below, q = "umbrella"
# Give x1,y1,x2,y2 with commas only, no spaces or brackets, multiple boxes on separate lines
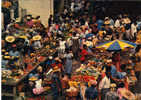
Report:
96,40,136,51
96,40,136,71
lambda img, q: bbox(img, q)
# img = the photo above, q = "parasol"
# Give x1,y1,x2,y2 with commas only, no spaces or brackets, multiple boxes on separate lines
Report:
96,39,136,51
96,40,136,71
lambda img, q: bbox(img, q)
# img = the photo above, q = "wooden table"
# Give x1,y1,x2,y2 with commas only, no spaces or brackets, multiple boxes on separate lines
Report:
2,57,47,100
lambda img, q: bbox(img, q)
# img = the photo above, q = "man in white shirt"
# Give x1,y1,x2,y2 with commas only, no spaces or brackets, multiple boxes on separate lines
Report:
131,22,137,40
99,72,111,100
115,19,121,28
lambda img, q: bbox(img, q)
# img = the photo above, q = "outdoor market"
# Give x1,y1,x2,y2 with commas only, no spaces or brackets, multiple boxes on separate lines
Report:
2,0,141,100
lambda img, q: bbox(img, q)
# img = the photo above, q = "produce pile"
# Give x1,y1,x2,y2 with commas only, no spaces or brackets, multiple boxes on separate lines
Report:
71,63,100,83
2,69,24,82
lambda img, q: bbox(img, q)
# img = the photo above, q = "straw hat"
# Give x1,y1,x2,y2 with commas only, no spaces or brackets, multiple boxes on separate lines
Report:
110,83,117,88
106,59,112,63
54,57,60,61
2,49,6,52
104,20,110,25
29,76,38,81
32,35,41,41
26,15,32,20
105,17,109,20
123,18,131,24
5,52,9,55
45,45,50,49
49,56,53,60
19,35,27,39
5,36,15,43
4,56,11,59
15,18,21,23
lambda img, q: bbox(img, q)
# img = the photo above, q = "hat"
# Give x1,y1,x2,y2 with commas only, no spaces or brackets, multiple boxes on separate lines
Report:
5,52,9,55
26,16,32,20
49,50,54,53
29,76,38,81
49,56,53,60
4,56,11,59
123,18,131,24
110,83,117,88
19,35,27,39
46,45,50,49
93,35,96,38
106,59,112,63
104,21,110,25
105,17,109,20
5,36,15,43
37,66,42,71
32,35,41,41
15,18,21,23
76,34,80,37
2,49,6,52
126,66,132,69
55,57,60,61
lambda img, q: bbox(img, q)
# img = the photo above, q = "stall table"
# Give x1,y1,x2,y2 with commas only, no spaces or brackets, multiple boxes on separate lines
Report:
2,57,47,100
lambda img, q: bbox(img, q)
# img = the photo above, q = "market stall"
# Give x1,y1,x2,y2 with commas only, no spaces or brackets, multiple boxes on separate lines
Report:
2,55,46,99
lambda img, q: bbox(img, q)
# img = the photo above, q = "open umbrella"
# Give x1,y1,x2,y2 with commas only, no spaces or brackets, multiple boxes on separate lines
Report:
96,40,136,51
96,40,136,71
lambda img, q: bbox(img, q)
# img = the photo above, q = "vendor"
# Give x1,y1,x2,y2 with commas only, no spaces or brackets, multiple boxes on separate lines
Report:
85,80,98,100
99,72,111,100
64,50,73,75
32,35,42,50
51,69,62,100
106,59,126,80
35,66,44,80
72,32,80,60
61,73,70,97
117,82,135,100
9,45,20,57
105,83,119,100
2,56,9,68
80,45,88,63
45,56,55,69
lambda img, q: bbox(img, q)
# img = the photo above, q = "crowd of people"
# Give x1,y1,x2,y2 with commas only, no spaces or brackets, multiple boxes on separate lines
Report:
2,0,141,100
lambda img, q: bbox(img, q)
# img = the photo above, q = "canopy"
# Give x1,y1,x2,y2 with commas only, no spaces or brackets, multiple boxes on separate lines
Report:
96,40,136,51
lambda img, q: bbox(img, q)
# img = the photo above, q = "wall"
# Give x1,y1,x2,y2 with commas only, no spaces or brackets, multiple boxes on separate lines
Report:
19,0,53,26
